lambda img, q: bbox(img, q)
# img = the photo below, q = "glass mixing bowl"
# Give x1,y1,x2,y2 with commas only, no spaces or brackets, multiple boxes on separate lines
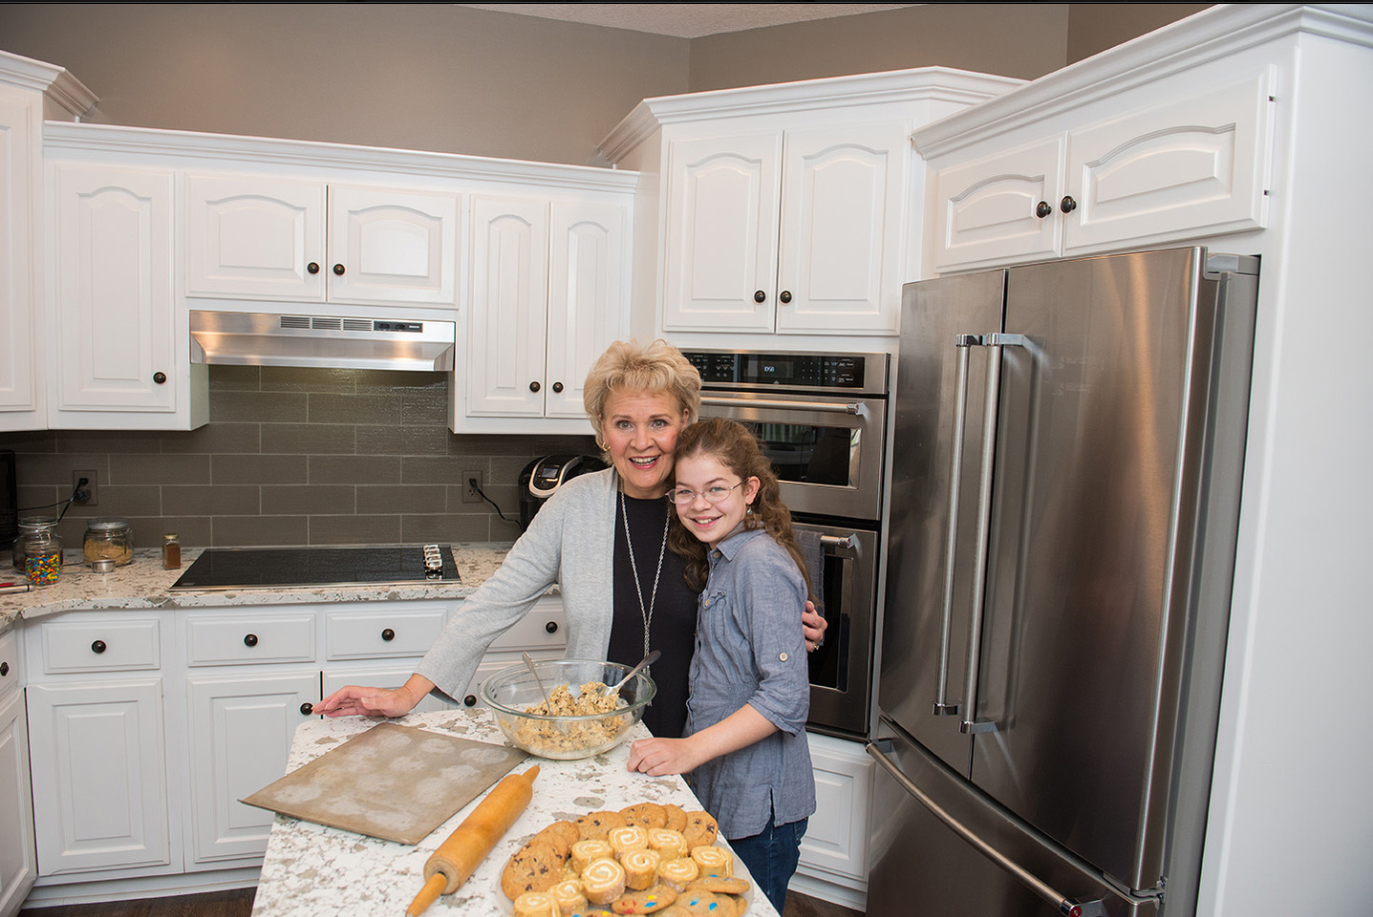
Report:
479,659,656,760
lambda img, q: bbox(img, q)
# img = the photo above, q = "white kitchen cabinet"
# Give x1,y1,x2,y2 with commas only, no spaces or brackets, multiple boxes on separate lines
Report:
929,70,1275,272
465,196,627,421
185,174,458,308
184,671,319,865
791,732,873,910
664,122,908,335
0,631,35,917
48,162,207,430
0,86,42,433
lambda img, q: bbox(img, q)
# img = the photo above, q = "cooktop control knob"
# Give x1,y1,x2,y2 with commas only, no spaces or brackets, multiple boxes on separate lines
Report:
423,544,444,578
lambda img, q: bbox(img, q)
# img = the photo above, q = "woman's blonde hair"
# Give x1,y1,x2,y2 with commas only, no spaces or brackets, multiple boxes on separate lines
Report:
583,339,702,435
667,417,814,599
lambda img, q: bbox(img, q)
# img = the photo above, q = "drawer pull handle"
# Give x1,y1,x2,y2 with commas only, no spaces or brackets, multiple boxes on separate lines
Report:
300,702,314,716
463,694,477,707
0,661,9,677
545,621,558,634
381,628,395,641
91,640,107,654
244,633,258,647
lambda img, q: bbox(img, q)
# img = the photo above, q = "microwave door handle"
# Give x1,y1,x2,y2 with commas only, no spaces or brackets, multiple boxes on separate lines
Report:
700,396,863,415
866,741,1110,917
934,335,980,716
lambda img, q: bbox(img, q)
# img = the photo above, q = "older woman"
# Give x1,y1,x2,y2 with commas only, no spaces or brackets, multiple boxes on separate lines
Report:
315,339,826,738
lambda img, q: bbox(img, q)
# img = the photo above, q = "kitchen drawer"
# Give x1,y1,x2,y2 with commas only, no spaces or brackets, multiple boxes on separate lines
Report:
184,614,316,666
0,629,19,695
486,598,566,652
324,606,449,660
37,618,161,674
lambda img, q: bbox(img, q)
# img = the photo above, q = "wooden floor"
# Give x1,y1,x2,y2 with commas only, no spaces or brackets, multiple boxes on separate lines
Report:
21,888,864,917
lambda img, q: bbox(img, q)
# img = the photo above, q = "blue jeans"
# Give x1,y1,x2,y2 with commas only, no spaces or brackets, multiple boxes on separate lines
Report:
727,816,808,914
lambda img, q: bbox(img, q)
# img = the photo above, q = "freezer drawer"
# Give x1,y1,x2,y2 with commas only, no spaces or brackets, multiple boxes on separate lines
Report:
866,721,1157,917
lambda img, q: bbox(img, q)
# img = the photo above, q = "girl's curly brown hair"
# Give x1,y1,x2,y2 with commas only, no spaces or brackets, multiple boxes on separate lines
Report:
666,417,814,599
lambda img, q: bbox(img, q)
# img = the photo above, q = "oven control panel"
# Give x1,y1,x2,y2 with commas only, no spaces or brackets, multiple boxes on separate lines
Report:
683,350,887,395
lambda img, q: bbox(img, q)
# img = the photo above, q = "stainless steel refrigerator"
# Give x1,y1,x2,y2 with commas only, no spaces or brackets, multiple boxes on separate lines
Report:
869,248,1258,917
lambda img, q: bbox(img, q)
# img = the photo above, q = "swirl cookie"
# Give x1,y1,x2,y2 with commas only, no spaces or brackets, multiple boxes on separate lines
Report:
571,839,616,874
689,846,732,878
610,884,679,915
514,891,560,917
680,812,719,851
577,810,629,841
503,842,567,899
551,878,588,915
608,825,649,859
646,828,688,861
656,856,700,891
581,857,627,906
621,849,661,890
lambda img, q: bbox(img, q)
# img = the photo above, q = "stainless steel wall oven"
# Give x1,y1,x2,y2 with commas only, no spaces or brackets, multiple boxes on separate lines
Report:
683,349,889,739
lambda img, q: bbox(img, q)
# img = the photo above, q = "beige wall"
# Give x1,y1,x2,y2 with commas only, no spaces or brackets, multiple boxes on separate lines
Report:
0,3,1207,167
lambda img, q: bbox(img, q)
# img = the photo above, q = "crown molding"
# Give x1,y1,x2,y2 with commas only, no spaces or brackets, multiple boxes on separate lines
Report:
0,49,98,117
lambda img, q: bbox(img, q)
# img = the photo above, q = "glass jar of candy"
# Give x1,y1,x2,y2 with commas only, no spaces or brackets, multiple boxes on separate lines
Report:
20,527,63,586
12,516,61,573
83,517,134,566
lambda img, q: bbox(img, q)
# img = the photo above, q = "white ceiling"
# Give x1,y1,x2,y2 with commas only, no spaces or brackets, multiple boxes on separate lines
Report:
455,4,923,39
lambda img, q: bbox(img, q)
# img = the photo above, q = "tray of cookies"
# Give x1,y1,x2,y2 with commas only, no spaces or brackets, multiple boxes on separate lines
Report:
500,801,751,916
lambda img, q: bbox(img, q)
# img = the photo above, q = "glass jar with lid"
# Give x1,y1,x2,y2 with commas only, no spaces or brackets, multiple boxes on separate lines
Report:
12,516,61,573
83,517,135,566
20,526,63,585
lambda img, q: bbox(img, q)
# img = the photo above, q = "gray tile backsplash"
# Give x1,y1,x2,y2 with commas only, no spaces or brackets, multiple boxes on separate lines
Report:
0,366,597,550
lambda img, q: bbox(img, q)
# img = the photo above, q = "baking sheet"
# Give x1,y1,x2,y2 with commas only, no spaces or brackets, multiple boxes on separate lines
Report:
242,722,527,845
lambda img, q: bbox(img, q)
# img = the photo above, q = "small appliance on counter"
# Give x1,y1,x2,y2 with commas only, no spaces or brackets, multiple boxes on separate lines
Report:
518,454,606,530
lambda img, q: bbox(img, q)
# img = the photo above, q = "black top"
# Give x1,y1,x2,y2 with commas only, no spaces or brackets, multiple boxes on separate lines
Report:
609,493,697,739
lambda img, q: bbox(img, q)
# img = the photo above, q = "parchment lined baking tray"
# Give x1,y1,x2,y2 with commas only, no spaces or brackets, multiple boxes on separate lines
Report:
242,722,527,844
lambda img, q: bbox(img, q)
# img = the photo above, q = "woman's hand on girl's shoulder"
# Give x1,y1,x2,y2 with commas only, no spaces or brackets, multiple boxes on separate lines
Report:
801,599,828,652
627,736,702,777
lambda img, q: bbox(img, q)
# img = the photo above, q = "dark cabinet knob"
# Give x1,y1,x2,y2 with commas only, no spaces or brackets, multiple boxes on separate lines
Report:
1035,201,1053,219
381,628,395,641
754,290,766,303
91,640,107,654
244,633,258,647
153,372,167,384
529,381,541,393
1060,196,1077,214
332,263,345,275
778,290,792,304
307,262,320,274
1,662,10,677
300,702,314,716
463,694,477,707
552,382,563,393
545,621,558,634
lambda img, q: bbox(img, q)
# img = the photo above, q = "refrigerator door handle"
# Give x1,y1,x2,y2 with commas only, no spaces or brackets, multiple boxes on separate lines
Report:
933,333,984,716
867,741,1109,917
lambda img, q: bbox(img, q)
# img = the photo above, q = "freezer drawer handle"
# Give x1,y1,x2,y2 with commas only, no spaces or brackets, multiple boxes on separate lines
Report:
866,741,1108,917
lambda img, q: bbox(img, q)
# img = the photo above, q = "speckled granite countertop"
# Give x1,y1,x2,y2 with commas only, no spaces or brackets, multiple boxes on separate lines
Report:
0,544,515,634
251,709,778,917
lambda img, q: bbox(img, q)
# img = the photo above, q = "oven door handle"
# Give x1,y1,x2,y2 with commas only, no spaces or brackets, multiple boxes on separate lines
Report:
700,396,864,415
819,534,858,551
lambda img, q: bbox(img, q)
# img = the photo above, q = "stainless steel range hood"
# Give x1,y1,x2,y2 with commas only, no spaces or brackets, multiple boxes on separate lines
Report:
190,310,456,372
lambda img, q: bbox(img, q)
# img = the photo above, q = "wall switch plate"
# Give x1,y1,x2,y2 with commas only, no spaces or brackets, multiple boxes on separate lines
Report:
463,471,483,504
73,469,98,506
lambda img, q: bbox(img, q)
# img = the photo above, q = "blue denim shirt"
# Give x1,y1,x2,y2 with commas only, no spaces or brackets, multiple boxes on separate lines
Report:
685,526,816,839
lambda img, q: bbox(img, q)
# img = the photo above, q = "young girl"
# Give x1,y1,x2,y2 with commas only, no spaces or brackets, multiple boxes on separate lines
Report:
626,418,816,913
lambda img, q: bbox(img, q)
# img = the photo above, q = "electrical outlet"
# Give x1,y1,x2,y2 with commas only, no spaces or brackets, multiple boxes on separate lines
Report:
73,469,99,506
463,471,483,504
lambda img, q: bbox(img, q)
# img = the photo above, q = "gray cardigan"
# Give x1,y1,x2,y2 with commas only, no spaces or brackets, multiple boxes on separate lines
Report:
417,467,621,700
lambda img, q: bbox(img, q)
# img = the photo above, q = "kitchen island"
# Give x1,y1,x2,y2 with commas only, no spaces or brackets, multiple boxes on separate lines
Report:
251,708,778,917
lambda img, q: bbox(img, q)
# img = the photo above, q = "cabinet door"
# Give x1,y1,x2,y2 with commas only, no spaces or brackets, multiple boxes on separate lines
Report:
0,688,36,917
185,174,326,301
467,196,550,417
327,185,458,306
546,200,627,419
663,133,781,332
1063,70,1274,253
931,136,1064,272
778,123,907,334
797,733,873,883
185,672,319,864
0,87,41,431
52,165,177,416
25,679,171,875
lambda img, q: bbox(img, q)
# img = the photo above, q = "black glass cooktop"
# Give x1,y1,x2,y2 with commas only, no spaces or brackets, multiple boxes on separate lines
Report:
170,544,460,591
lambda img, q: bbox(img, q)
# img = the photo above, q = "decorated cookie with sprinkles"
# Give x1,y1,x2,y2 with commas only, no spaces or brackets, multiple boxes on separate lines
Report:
610,884,680,915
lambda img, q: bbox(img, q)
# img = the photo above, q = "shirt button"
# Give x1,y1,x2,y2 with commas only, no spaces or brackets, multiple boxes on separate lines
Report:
779,652,789,662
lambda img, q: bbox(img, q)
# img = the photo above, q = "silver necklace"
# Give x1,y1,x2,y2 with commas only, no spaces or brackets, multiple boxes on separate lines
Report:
621,489,669,660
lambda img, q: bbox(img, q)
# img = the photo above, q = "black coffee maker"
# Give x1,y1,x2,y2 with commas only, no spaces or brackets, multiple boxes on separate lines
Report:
517,454,607,530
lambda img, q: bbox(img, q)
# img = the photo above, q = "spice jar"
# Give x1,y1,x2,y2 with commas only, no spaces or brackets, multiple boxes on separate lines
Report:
162,533,181,570
83,517,134,566
12,516,61,573
20,527,63,586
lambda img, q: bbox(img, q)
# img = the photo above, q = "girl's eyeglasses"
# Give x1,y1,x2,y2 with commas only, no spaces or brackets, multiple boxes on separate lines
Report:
667,481,745,506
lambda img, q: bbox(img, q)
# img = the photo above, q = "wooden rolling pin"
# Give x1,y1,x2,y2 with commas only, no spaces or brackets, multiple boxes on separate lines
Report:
406,765,540,917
